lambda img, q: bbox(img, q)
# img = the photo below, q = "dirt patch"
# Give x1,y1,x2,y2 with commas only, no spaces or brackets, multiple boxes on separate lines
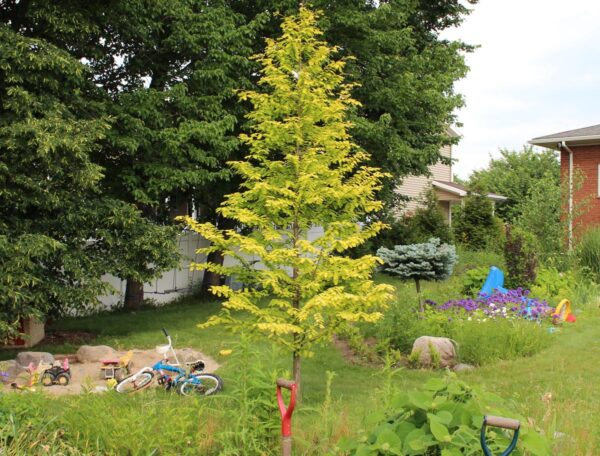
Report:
42,331,97,346
1,348,220,396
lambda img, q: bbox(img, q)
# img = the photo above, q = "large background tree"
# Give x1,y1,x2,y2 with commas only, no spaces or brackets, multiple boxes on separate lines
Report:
468,147,560,222
0,17,178,336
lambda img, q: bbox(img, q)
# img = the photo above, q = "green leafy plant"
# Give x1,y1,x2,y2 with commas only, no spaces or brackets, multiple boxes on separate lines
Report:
504,225,538,289
461,267,491,296
576,227,600,282
212,335,282,455
337,375,551,456
453,189,503,251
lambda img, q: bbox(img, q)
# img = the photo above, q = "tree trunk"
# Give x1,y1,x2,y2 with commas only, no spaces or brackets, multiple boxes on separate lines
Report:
201,250,224,295
200,216,234,296
293,350,301,400
415,278,423,313
124,278,144,310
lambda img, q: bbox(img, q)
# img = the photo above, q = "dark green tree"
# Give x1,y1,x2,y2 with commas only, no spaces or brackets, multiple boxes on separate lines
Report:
453,189,502,251
468,147,560,222
0,22,178,336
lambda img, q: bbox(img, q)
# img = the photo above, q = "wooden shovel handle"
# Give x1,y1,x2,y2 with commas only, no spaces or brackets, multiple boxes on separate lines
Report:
484,415,520,430
276,378,295,390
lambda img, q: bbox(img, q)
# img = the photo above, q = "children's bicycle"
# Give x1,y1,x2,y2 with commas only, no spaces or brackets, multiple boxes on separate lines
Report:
115,328,222,396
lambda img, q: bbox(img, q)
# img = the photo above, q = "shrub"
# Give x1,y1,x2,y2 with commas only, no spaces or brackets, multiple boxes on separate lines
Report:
378,238,457,312
408,186,453,244
576,227,600,282
337,375,551,456
453,190,503,251
461,266,490,296
504,225,538,289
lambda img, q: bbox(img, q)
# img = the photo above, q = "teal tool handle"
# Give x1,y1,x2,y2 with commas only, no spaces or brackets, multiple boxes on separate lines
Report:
480,415,520,456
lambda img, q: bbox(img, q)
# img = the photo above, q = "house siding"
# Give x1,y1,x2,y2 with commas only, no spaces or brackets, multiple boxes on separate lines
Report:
561,145,600,236
395,144,453,215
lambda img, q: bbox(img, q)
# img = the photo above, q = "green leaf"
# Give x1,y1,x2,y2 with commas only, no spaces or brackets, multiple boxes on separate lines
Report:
375,428,403,454
521,430,552,456
423,377,446,392
430,420,451,442
408,391,434,410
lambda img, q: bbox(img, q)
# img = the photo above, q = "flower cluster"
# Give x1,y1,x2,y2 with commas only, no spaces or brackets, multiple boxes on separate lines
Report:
428,288,552,322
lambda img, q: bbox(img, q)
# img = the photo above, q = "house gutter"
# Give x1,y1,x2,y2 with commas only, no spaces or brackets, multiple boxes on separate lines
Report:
560,141,574,250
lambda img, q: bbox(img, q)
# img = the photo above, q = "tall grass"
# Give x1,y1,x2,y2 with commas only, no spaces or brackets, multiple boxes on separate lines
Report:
576,227,600,282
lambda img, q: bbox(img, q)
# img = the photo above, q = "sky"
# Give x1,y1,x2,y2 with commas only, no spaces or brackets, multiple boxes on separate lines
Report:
444,0,600,179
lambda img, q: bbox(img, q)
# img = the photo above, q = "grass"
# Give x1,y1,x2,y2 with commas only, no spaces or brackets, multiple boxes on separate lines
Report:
1,250,599,454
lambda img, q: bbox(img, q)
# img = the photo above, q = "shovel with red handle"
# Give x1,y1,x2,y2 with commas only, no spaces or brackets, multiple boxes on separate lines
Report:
276,378,297,456
480,415,520,456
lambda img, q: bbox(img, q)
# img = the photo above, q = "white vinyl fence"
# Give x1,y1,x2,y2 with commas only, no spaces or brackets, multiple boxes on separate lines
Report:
98,232,209,309
98,225,325,310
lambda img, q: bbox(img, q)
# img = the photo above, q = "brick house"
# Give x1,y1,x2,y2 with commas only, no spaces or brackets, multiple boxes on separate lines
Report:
530,124,600,248
396,128,506,225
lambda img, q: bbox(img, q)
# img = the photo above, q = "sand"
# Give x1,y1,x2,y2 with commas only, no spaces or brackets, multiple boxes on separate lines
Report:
1,348,220,396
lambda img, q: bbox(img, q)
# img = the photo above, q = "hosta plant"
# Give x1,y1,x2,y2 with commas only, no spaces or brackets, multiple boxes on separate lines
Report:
336,375,551,455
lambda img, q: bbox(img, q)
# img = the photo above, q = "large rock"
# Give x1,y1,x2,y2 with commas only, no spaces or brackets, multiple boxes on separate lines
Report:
411,336,458,368
453,363,475,373
15,351,54,369
76,345,117,363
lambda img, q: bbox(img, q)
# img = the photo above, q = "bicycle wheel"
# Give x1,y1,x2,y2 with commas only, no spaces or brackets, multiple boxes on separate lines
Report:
115,370,154,393
178,374,223,396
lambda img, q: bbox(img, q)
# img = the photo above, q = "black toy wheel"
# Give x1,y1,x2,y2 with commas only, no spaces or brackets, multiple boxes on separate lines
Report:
55,373,70,386
41,372,55,386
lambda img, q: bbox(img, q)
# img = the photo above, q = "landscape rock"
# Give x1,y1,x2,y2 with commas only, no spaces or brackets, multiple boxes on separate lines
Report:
453,363,475,372
15,352,54,369
76,345,117,363
411,336,457,368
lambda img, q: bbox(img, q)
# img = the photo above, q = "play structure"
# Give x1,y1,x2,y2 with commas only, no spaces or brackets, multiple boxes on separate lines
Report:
552,299,576,323
479,266,575,323
11,358,71,390
479,266,509,296
100,350,133,381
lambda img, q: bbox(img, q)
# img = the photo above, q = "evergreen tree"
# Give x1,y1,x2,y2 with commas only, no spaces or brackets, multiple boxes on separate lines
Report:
184,8,393,393
377,239,457,312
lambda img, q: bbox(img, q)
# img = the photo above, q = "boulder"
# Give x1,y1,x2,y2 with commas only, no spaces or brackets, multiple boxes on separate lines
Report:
411,336,457,368
453,363,475,372
76,345,117,363
15,352,54,369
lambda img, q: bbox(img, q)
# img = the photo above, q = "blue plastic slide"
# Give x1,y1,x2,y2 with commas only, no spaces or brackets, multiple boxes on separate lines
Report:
479,266,508,296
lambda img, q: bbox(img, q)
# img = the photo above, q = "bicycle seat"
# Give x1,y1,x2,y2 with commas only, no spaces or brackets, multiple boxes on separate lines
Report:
185,360,205,372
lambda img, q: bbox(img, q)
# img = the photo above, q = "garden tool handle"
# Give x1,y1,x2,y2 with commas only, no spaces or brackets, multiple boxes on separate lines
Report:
276,378,297,438
485,415,520,431
481,415,521,456
276,378,295,390
162,327,169,338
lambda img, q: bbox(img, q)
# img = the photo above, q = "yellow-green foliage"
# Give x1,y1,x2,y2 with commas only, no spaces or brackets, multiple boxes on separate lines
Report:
184,8,393,369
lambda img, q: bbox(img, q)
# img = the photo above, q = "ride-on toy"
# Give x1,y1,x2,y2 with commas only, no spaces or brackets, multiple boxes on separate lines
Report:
480,415,520,456
114,328,222,396
40,358,71,386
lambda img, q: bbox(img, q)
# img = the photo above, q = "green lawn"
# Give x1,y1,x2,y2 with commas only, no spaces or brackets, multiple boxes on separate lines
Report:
1,268,599,454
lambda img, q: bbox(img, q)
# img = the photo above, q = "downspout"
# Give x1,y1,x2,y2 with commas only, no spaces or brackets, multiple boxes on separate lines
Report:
561,141,574,250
